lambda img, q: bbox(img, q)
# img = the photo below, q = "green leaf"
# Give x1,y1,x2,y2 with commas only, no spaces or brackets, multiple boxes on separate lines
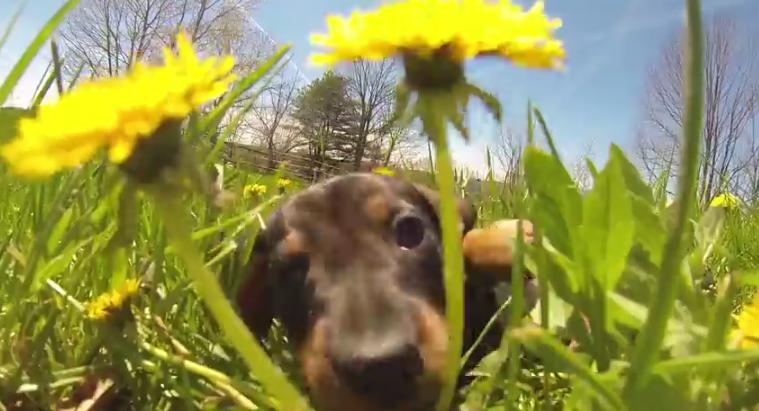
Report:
541,240,580,302
610,145,654,203
524,147,582,255
32,238,92,291
46,206,74,254
0,0,80,105
107,247,129,289
531,194,573,256
607,291,707,350
695,206,725,254
564,361,625,411
581,154,634,290
465,82,502,123
0,107,35,141
629,195,666,266
653,349,759,375
705,275,736,351
204,97,257,166
625,373,692,411
529,279,573,330
585,157,598,180
652,166,671,209
111,183,138,248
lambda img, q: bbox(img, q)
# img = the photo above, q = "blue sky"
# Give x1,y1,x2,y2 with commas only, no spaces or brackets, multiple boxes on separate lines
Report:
2,0,758,174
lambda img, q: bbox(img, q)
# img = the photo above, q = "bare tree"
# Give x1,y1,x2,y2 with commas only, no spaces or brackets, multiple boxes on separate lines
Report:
493,126,525,191
636,17,758,205
342,59,397,170
375,126,421,166
59,0,264,79
738,112,759,203
566,138,596,192
246,72,301,169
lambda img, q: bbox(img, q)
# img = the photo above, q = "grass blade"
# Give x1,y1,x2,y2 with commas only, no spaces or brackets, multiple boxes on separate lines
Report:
50,39,64,95
0,2,27,54
624,0,704,395
705,275,737,351
31,62,58,107
0,0,80,105
200,46,290,133
654,350,759,375
65,62,86,91
28,60,52,106
533,107,561,163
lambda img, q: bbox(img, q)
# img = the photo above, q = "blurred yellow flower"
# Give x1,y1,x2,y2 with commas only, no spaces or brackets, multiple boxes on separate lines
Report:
85,278,140,321
277,178,292,189
1,31,236,178
243,183,267,197
309,0,564,69
372,166,395,177
710,193,739,210
732,293,759,349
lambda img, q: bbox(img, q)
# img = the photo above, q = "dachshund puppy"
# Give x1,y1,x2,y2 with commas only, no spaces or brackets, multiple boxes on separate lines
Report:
236,173,537,411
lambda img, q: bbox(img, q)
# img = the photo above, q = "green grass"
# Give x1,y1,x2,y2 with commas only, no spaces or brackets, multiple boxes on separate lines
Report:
4,0,759,409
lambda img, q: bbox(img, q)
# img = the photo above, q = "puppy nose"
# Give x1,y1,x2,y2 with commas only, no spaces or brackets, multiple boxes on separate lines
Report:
331,343,424,407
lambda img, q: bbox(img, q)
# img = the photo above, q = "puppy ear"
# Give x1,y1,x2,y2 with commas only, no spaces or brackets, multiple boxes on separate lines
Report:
462,219,535,284
236,227,275,338
463,219,540,313
412,183,476,234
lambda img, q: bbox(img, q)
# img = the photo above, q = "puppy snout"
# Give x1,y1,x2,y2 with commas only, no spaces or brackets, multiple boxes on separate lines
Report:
331,343,424,407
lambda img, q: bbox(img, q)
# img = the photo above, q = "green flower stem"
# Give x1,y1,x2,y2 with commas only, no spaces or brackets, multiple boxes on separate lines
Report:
153,190,310,411
426,111,465,411
45,278,85,312
624,0,704,396
506,222,526,407
535,230,552,407
527,100,552,406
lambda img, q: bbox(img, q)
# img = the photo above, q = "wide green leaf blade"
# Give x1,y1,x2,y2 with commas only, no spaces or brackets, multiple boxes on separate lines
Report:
581,153,634,290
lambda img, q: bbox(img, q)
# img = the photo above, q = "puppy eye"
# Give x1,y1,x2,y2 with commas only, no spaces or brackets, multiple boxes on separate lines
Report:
394,215,426,249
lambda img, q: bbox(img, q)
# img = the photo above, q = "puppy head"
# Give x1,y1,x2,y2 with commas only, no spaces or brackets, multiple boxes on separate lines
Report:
236,173,474,411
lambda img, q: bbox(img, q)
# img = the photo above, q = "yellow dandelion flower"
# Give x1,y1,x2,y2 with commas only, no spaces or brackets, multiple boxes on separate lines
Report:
276,178,292,189
243,183,267,197
85,278,141,321
1,31,236,178
309,0,564,69
731,293,759,349
372,166,396,177
710,193,739,210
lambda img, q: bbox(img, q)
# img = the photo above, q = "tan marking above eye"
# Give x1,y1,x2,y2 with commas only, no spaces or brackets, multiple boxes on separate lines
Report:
278,230,306,257
364,193,391,225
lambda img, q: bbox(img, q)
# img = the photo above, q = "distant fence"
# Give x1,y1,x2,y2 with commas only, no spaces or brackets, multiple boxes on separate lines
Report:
222,141,386,182
219,142,506,204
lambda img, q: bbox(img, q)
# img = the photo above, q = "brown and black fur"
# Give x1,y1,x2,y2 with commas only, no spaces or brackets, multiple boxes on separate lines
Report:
236,173,537,411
